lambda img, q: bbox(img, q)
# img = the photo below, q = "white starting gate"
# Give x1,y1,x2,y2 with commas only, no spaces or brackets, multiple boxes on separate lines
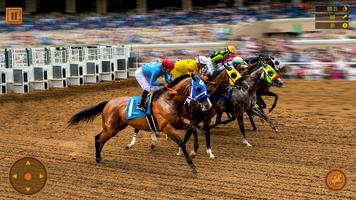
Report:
28,48,49,90
113,45,128,79
67,47,84,86
99,46,115,81
0,49,7,94
0,44,140,95
83,46,100,83
126,46,138,77
5,48,30,93
48,47,68,88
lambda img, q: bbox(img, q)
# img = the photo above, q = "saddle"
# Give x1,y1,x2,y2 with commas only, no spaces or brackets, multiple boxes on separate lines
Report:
125,94,158,132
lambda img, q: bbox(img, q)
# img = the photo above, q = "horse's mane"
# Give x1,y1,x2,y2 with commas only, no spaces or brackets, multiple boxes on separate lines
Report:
248,56,275,74
152,74,190,100
248,66,264,80
207,69,223,81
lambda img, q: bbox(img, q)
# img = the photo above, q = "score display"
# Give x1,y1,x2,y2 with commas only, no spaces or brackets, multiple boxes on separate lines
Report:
315,5,349,29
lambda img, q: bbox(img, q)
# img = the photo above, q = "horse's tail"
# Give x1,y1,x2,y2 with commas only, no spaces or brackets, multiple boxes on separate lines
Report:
67,100,109,127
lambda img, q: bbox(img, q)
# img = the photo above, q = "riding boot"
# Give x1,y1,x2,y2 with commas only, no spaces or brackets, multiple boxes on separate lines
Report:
137,90,149,112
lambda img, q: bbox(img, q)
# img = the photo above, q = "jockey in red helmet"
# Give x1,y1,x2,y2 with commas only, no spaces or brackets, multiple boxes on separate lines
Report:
135,58,174,112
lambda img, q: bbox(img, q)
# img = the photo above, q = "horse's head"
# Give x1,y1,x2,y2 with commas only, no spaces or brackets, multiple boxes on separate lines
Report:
260,56,285,75
159,74,212,112
205,68,231,99
188,74,212,111
261,64,283,87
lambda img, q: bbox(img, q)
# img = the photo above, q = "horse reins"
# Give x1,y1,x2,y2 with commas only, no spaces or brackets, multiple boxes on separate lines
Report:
164,84,190,97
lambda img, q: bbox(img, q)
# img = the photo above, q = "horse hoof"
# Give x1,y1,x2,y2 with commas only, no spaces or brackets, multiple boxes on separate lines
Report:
243,140,252,147
176,148,183,156
95,157,102,163
189,151,197,159
125,145,131,149
190,165,198,174
209,154,216,159
150,144,156,149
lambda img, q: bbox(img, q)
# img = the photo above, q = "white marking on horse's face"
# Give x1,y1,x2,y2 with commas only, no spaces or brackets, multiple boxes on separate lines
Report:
261,70,265,80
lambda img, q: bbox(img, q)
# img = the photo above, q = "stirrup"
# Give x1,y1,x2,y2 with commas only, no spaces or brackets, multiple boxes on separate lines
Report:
137,106,146,112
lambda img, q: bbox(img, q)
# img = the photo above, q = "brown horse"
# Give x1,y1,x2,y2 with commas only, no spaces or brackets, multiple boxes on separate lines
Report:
126,69,234,159
67,74,212,173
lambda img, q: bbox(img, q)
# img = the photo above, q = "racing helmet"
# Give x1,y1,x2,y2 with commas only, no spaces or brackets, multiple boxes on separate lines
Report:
195,56,209,65
227,45,237,53
232,56,247,69
162,59,175,71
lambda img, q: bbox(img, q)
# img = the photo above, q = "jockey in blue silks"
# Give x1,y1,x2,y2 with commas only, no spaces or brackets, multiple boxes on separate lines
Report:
134,58,175,112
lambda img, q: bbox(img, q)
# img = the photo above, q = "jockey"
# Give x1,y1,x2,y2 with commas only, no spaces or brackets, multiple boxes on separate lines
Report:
231,56,248,74
195,56,211,80
171,56,210,80
223,56,249,90
135,58,175,112
209,45,237,70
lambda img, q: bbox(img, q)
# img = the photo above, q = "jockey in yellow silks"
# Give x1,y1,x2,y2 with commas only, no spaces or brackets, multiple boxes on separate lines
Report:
222,56,249,90
172,56,210,79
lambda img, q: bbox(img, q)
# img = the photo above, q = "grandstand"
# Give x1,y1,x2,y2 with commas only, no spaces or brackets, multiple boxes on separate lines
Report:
0,0,355,94
0,0,311,14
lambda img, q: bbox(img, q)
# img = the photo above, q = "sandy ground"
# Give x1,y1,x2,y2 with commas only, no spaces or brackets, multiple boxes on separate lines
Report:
0,79,355,199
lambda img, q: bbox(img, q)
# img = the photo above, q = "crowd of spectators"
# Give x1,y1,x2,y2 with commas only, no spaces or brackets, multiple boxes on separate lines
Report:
0,3,355,80
135,39,356,80
0,5,314,32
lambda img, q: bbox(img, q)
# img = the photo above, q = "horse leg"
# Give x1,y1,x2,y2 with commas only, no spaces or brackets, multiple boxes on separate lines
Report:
189,125,199,158
176,126,194,156
95,123,128,163
264,91,279,113
181,121,200,159
237,114,252,147
150,132,158,149
203,119,215,159
253,107,279,133
125,129,140,149
211,114,236,129
95,132,103,163
247,111,257,131
164,124,197,173
210,111,223,128
257,95,266,112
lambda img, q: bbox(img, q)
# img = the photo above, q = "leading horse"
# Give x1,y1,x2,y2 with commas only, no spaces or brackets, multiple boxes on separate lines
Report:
247,55,284,112
67,74,212,173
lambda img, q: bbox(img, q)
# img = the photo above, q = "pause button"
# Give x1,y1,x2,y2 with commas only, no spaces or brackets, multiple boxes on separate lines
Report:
6,7,23,25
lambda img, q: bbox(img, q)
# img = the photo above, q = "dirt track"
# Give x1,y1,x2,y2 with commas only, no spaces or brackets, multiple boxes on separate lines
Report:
0,79,355,199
